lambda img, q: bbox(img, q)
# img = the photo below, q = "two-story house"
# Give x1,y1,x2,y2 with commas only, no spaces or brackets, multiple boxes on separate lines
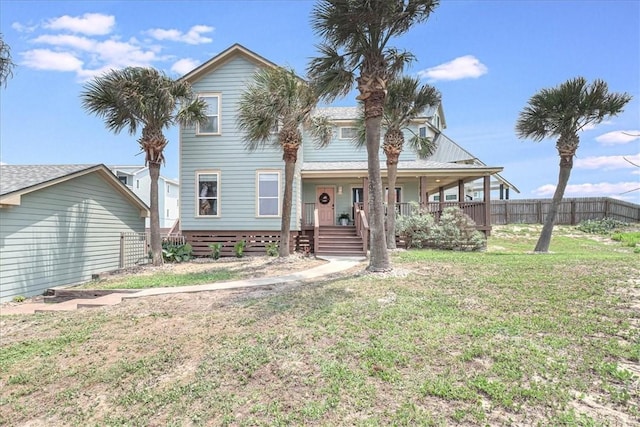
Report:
179,44,517,256
109,165,179,231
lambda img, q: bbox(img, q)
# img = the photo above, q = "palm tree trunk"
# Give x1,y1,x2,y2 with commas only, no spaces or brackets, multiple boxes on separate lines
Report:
280,158,295,258
365,113,390,271
534,154,573,253
148,161,163,265
386,158,398,249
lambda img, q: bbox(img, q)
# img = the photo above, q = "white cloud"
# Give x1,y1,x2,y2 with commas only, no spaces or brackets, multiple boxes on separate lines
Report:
12,22,38,33
595,130,640,146
532,181,640,198
44,13,115,36
417,55,488,81
575,153,640,170
171,58,200,75
33,34,97,51
21,49,83,71
146,25,213,45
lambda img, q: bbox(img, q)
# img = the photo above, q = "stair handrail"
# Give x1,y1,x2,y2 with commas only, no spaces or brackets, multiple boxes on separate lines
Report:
313,208,320,254
354,202,369,254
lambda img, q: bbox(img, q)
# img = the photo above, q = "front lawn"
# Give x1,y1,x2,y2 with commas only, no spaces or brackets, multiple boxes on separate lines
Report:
0,225,638,425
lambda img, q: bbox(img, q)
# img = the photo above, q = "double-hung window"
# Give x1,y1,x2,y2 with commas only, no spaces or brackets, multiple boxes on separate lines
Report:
197,94,221,135
196,172,220,216
257,171,280,217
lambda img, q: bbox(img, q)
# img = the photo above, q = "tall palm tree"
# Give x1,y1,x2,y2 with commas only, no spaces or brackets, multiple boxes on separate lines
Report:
0,33,15,87
382,76,440,249
516,77,631,252
81,67,208,265
237,67,332,257
308,0,439,271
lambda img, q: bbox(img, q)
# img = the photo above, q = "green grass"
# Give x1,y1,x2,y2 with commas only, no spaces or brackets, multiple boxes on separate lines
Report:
1,224,638,426
79,269,237,290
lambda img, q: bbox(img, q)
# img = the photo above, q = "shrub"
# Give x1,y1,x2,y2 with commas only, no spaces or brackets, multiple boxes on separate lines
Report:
208,243,222,260
432,207,485,251
576,218,627,234
162,241,193,263
265,242,278,257
12,295,26,303
395,202,437,249
396,203,485,251
234,240,246,258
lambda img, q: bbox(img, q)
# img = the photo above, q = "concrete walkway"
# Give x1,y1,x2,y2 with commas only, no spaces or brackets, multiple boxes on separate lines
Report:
0,256,366,316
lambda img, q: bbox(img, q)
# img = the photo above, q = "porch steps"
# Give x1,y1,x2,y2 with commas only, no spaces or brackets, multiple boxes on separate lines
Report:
316,226,366,256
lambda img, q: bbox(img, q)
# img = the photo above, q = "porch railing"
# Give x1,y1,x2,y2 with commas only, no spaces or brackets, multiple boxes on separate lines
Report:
354,203,369,254
303,203,316,227
302,201,487,228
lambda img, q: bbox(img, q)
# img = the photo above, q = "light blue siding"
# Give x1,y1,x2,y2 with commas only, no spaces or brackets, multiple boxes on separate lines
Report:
181,55,300,231
302,127,419,162
0,173,145,302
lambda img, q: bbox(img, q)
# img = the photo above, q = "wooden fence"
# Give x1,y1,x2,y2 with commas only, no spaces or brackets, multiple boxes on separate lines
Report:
491,197,640,225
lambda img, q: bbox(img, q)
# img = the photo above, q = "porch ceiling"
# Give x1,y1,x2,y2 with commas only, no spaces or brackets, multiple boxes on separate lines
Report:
301,160,502,190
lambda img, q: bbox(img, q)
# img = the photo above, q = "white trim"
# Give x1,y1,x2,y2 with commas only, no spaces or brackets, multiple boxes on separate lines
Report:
195,170,221,218
196,93,222,135
255,170,281,218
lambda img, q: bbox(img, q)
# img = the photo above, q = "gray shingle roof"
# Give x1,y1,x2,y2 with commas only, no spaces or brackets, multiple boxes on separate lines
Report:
0,164,99,195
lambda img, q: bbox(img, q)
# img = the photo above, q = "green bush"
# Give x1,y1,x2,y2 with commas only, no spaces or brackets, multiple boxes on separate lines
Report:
208,243,222,260
396,203,485,251
12,295,26,303
576,218,627,234
395,202,438,249
265,242,278,257
162,241,193,263
611,231,640,248
433,207,486,251
234,240,246,258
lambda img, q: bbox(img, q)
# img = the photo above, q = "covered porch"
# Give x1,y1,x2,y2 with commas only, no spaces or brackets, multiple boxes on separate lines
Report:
298,160,506,254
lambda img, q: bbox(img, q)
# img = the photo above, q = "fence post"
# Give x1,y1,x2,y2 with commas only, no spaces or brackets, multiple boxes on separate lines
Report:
570,200,576,225
504,201,509,224
604,198,610,218
537,201,543,224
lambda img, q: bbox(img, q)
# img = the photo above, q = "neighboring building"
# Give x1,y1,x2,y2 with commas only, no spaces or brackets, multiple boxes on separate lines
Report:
109,166,179,230
178,44,517,256
0,164,148,302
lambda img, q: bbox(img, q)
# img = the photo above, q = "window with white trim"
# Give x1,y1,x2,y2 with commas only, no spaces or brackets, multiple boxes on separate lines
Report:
196,172,219,216
419,126,427,138
339,127,357,139
257,171,280,217
197,94,221,135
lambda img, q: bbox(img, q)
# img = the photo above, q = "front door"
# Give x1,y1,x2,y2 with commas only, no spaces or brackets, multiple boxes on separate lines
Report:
316,186,335,226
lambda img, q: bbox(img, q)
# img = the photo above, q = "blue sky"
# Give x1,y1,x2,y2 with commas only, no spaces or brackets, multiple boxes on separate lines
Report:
1,0,639,202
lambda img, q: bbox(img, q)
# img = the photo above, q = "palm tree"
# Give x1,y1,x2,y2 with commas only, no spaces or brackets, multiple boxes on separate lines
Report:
0,33,15,87
382,76,441,249
516,77,631,252
308,0,439,271
81,67,208,265
237,67,332,257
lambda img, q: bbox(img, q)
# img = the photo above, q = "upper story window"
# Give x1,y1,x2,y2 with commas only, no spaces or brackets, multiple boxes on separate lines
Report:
117,175,128,186
339,127,357,139
197,171,220,217
197,94,221,135
419,126,427,138
256,171,280,217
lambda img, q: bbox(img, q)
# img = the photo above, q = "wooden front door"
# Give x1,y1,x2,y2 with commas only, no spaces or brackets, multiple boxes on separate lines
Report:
316,186,335,226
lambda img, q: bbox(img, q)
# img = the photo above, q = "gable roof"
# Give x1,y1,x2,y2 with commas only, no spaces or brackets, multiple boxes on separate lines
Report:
181,43,279,83
0,164,149,213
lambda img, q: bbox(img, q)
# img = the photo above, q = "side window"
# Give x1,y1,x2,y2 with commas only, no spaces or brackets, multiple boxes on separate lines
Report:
196,172,219,216
339,127,357,139
419,126,427,138
197,94,221,134
257,171,280,217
